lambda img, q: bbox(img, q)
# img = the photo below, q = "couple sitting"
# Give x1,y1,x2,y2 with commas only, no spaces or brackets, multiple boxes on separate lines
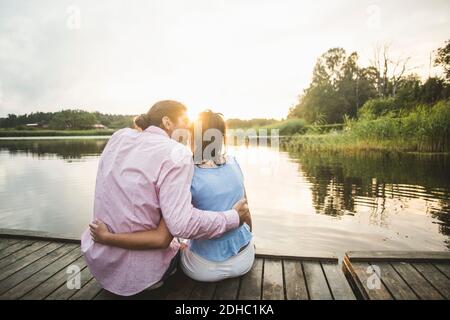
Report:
81,100,254,296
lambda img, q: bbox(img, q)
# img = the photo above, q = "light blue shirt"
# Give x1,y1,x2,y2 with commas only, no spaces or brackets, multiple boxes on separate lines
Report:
189,156,253,262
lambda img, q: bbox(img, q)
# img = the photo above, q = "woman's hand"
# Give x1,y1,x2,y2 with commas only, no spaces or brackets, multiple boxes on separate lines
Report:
89,220,111,244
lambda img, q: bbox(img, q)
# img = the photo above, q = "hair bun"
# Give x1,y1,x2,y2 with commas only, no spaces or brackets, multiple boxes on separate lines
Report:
134,114,149,131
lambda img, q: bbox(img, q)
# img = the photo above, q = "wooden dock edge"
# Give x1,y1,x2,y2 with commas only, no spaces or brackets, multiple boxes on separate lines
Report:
342,255,369,300
346,250,450,262
342,250,450,300
0,228,338,262
0,228,80,243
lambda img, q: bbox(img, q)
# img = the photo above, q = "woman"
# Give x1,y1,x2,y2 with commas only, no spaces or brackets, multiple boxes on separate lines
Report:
90,110,254,283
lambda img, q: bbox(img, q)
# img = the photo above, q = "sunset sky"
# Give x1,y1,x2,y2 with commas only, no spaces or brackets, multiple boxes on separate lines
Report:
0,0,449,119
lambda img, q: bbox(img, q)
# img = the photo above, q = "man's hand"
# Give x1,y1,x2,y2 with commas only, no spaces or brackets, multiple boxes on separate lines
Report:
232,198,250,226
155,218,174,248
89,220,111,244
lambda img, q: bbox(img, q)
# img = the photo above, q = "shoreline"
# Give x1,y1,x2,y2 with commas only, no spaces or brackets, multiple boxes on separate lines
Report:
1,130,449,155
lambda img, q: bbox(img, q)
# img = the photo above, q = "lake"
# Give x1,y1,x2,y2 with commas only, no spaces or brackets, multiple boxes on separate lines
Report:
0,137,449,259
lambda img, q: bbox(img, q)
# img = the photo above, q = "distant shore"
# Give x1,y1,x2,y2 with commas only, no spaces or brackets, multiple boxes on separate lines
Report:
0,129,117,137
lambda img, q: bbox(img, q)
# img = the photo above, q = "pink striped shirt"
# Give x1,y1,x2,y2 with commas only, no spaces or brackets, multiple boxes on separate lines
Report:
81,126,239,296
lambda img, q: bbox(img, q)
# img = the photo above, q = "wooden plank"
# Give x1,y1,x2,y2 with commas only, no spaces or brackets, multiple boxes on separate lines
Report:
0,242,62,282
238,258,263,300
213,277,240,300
346,251,450,262
262,259,284,300
370,262,418,300
0,241,50,270
321,262,356,300
0,229,80,244
283,260,308,300
412,263,450,299
0,240,35,260
0,243,77,296
189,281,216,300
342,259,393,300
255,248,337,263
0,238,21,251
21,255,87,300
433,263,450,279
391,262,444,300
70,278,103,300
1,247,82,299
302,261,332,300
165,269,196,300
45,266,94,300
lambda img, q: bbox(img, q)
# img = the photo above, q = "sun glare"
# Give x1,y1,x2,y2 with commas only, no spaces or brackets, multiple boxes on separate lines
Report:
186,105,203,122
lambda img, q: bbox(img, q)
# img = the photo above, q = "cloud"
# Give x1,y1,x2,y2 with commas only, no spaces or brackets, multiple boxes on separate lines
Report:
0,0,449,119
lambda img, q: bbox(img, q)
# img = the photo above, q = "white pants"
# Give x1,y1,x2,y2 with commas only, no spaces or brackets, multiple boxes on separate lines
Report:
180,240,255,282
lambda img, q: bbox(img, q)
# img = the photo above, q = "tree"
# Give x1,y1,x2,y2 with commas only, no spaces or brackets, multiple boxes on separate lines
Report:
369,44,414,97
394,75,421,108
419,77,450,104
0,110,134,129
48,110,97,130
435,39,450,81
289,48,377,124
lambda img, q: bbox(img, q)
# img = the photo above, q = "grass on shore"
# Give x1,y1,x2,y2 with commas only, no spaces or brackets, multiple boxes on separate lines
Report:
283,100,450,153
234,119,344,136
281,133,432,153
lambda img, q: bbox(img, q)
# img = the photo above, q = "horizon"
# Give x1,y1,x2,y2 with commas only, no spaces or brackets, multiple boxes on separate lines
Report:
0,0,449,120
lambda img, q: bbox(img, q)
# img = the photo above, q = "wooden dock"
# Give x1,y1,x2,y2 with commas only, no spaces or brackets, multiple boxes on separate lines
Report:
343,251,450,300
0,229,355,300
0,228,449,300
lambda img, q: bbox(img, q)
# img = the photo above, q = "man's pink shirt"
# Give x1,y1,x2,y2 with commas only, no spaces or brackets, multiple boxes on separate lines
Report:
81,126,239,296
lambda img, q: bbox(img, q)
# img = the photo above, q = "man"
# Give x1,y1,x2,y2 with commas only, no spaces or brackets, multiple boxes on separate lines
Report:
81,100,249,296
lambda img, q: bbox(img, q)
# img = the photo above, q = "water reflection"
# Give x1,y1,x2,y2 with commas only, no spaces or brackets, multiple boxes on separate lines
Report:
0,138,108,160
0,138,449,256
289,151,450,244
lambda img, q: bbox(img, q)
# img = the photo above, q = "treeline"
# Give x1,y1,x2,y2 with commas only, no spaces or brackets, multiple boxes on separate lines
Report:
0,110,134,130
289,40,450,124
1,110,280,131
1,110,281,131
